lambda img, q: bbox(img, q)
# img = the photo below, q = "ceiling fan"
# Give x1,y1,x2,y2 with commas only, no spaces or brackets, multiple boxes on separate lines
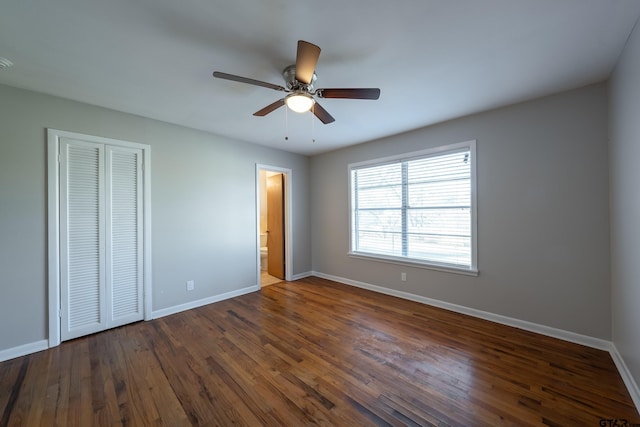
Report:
213,40,380,124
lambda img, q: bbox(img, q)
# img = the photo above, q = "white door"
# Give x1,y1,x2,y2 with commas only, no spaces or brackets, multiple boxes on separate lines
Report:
59,137,143,341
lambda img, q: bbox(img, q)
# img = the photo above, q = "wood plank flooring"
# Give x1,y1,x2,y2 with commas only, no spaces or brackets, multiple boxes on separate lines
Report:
1,276,638,426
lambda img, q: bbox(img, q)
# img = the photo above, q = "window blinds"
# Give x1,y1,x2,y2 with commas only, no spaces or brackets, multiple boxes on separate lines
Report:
351,148,473,269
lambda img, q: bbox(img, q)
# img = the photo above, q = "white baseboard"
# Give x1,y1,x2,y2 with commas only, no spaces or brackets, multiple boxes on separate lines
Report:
0,339,48,363
312,271,611,350
152,285,260,319
0,285,261,362
290,271,313,281
312,271,640,413
2,275,638,414
609,343,640,411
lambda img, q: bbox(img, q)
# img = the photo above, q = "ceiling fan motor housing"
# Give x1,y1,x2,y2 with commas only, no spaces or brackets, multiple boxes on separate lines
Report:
282,64,316,91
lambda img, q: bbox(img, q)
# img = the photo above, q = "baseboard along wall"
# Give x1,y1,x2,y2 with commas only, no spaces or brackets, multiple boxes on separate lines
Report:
310,271,640,413
2,272,638,412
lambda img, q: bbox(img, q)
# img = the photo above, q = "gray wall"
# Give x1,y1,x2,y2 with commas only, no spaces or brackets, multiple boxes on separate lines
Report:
311,83,611,339
0,83,311,352
610,20,640,389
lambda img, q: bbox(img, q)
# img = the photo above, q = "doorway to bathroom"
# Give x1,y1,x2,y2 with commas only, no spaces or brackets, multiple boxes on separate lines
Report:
256,165,292,287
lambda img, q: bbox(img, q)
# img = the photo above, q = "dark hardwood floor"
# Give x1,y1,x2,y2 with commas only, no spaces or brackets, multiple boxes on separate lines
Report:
1,277,638,426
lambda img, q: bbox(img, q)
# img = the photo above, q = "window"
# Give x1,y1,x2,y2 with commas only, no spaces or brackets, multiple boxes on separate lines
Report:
349,140,477,274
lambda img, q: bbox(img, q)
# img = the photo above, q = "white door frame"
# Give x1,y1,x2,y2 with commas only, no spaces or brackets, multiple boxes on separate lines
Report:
255,164,292,285
47,129,152,348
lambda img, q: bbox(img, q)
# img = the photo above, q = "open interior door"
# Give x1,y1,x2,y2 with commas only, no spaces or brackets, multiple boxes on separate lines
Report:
267,173,285,279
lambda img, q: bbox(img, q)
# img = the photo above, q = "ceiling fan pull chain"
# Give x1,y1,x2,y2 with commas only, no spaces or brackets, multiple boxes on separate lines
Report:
311,106,316,143
284,104,289,141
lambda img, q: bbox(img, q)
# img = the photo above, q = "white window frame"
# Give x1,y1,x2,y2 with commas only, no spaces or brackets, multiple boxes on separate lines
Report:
348,140,478,276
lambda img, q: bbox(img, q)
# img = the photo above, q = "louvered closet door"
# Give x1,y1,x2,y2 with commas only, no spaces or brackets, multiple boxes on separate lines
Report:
60,139,107,341
59,139,143,341
105,146,143,328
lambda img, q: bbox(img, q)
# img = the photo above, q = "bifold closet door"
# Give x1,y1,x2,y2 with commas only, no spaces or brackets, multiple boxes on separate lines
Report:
59,138,143,341
105,145,144,329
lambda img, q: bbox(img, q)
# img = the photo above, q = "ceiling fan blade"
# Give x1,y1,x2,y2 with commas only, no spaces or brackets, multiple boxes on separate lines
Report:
253,98,286,116
312,102,335,124
213,71,285,91
317,88,381,100
295,40,321,85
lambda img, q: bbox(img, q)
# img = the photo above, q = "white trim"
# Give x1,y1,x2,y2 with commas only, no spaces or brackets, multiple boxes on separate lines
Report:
0,340,48,363
255,164,293,284
348,252,479,276
47,128,152,347
152,285,259,319
609,343,640,411
469,141,478,271
291,271,313,281
142,144,152,321
311,271,611,350
348,140,476,169
47,130,61,347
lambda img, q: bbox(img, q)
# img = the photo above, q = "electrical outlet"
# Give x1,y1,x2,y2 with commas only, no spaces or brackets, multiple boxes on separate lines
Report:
401,272,407,281
186,280,195,291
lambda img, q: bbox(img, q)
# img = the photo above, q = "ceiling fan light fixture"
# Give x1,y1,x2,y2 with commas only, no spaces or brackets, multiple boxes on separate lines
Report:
285,93,314,113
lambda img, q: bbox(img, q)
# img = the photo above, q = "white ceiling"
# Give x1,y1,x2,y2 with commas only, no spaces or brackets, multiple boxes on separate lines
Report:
1,1,639,155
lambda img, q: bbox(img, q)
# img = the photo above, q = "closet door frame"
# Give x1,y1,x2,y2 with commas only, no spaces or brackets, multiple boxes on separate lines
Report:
47,129,152,348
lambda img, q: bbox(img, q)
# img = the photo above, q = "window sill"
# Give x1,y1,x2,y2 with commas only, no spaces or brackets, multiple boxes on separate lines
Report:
348,251,479,277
